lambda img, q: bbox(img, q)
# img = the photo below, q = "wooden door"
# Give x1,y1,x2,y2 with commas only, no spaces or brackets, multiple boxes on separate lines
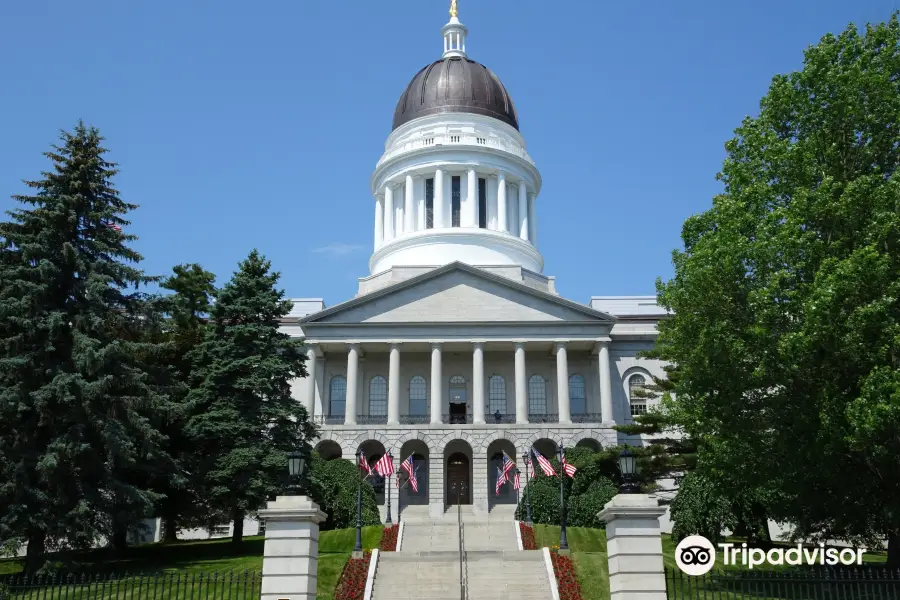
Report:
446,453,471,505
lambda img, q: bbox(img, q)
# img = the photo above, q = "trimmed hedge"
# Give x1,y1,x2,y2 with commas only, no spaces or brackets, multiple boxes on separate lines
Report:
309,454,381,531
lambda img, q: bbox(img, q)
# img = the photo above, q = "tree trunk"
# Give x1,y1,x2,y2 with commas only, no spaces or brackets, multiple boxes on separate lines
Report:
231,509,245,544
888,531,900,567
164,517,179,543
24,530,47,574
112,524,128,553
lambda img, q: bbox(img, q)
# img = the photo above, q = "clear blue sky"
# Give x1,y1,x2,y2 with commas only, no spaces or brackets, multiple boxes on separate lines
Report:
1,0,896,306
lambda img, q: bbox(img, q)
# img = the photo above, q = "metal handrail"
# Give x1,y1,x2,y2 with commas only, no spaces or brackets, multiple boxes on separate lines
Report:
451,482,468,600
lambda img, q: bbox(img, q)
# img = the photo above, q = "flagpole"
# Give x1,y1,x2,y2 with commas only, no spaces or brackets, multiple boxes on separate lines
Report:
385,449,393,525
354,446,364,554
556,445,568,551
522,451,533,525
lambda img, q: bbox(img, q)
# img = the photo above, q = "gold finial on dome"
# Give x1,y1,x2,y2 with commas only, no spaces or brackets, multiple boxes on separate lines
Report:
449,0,458,18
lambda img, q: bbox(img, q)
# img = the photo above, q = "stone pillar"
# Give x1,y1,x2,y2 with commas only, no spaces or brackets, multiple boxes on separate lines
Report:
345,344,360,426
388,343,401,425
383,186,394,241
497,172,508,233
518,180,529,240
303,345,317,418
528,192,538,246
395,190,404,236
465,168,478,227
472,342,485,425
430,343,443,425
597,340,614,423
258,495,327,600
416,176,426,231
598,495,667,600
374,196,383,250
404,175,415,233
429,452,445,518
472,450,489,514
434,169,445,228
514,342,528,424
487,174,498,230
555,342,571,424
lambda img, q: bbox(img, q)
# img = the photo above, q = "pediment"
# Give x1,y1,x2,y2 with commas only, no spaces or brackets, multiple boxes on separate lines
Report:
301,263,614,325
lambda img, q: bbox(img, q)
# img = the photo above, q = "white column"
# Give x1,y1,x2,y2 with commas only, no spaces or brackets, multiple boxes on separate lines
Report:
487,174,498,230
430,343,443,424
345,343,360,426
404,175,415,233
472,342,485,425
555,342,571,424
388,343,400,425
528,191,537,246
383,186,394,241
304,346,317,418
497,172,508,233
374,197,383,250
396,190,404,236
465,168,477,227
259,496,327,600
598,340,614,423
508,185,518,233
598,495,668,600
518,180,529,240
514,342,528,423
434,169,445,228
416,176,426,231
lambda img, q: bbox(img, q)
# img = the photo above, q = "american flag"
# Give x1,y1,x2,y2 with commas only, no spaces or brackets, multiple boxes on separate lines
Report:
513,470,521,490
501,451,515,478
401,455,418,492
531,447,556,477
525,456,536,478
495,466,509,495
560,451,577,478
358,451,371,475
105,222,122,232
374,454,394,477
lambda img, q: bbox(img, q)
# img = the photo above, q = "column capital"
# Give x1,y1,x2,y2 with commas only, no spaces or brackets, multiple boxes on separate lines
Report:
472,340,486,348
513,340,527,349
346,341,361,349
389,341,402,350
430,341,443,350
593,338,612,352
554,341,569,351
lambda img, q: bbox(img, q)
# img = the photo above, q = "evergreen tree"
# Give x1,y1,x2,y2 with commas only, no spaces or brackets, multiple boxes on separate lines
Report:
0,122,167,570
185,250,317,543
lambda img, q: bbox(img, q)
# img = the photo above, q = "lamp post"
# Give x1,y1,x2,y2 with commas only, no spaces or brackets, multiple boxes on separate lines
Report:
521,452,533,525
385,450,394,525
514,468,521,505
286,450,306,496
618,448,641,494
556,445,568,551
354,447,365,553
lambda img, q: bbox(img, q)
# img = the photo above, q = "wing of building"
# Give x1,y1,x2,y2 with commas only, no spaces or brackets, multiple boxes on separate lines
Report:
279,7,670,519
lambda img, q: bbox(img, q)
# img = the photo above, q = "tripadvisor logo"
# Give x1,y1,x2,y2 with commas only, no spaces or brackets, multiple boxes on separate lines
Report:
675,535,867,576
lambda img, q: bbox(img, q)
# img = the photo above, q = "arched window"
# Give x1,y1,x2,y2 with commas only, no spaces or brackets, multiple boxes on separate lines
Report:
330,376,347,417
569,374,586,415
449,375,467,404
369,376,387,416
409,376,428,415
629,374,648,417
489,375,506,414
528,375,547,415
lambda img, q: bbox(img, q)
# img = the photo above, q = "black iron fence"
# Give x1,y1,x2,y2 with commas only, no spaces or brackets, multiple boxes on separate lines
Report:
0,570,261,600
665,566,900,599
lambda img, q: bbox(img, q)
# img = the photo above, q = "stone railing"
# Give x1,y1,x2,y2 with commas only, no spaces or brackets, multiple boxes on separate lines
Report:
378,132,535,167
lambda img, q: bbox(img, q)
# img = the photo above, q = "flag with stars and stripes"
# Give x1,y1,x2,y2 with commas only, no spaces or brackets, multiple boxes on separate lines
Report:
531,447,556,477
358,451,371,475
501,451,516,479
561,451,577,478
401,455,418,492
105,222,122,232
525,456,536,478
495,466,509,495
513,470,521,490
374,454,394,477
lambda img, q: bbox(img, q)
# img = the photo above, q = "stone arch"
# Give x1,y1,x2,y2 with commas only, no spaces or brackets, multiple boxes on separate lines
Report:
532,438,559,462
443,439,473,506
486,438,518,508
575,438,603,452
359,439,387,505
315,439,343,460
399,439,430,508
477,430,519,455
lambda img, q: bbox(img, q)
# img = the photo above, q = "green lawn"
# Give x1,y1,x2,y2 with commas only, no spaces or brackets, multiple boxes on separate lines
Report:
0,526,383,600
533,525,889,600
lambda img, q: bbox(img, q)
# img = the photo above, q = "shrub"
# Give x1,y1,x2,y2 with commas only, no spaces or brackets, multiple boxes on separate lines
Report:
334,551,371,600
519,522,536,550
309,454,381,531
379,524,399,551
550,550,584,600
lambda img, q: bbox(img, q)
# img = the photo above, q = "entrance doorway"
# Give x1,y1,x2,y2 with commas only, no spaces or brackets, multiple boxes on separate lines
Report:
446,452,471,505
449,375,467,424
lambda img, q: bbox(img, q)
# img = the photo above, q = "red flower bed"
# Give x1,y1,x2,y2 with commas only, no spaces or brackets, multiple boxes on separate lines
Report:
334,551,371,600
379,524,399,551
550,550,584,600
519,522,537,550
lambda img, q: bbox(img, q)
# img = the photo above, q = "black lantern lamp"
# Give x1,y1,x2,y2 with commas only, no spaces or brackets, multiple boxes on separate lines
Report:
521,452,533,525
618,448,641,494
287,451,306,495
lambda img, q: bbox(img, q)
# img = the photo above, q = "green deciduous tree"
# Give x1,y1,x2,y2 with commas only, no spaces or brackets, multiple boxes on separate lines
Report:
185,250,317,543
308,454,380,531
654,16,900,564
0,122,167,570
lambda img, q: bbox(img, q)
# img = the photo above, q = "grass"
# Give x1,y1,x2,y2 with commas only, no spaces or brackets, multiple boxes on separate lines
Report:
533,525,890,600
0,526,384,599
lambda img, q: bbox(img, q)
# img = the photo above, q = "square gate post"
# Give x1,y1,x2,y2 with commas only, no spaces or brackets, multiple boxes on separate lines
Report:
598,494,667,600
258,496,328,600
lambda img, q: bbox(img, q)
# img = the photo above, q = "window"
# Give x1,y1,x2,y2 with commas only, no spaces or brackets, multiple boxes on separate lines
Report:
489,375,506,414
369,376,387,416
528,375,547,414
629,374,648,416
330,376,347,416
449,375,466,403
451,176,461,227
478,178,487,228
409,376,428,415
569,374,586,415
425,178,434,229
